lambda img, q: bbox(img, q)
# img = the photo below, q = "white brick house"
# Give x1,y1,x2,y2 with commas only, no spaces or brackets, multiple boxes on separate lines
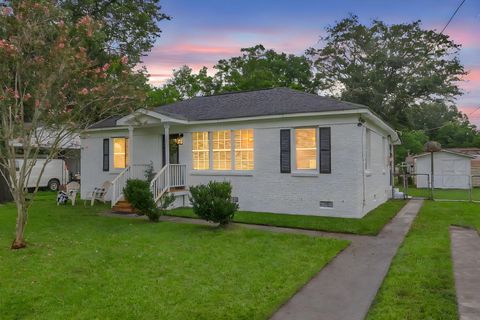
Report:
80,88,399,218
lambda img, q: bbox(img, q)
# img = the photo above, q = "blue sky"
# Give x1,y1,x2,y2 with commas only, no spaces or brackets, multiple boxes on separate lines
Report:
143,0,480,124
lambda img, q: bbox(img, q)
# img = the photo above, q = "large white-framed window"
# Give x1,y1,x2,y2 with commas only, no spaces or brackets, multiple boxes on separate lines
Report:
213,130,232,170
113,137,129,169
191,129,255,171
192,131,210,170
295,128,317,170
234,129,254,170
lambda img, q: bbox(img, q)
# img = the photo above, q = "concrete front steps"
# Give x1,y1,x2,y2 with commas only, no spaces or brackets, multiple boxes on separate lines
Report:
112,200,137,214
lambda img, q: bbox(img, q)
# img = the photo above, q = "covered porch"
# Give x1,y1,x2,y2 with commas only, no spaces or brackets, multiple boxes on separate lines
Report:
110,109,188,208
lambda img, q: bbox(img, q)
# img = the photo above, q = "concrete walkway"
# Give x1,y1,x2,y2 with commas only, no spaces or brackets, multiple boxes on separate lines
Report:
450,226,480,320
271,199,423,320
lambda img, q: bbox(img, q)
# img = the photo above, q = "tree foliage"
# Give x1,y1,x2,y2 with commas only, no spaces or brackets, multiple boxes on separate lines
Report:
394,130,429,164
59,0,170,64
306,15,466,129
0,1,145,248
214,44,315,93
434,121,480,148
147,44,315,107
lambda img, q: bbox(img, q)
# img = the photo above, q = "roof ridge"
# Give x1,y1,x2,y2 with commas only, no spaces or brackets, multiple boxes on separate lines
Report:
200,87,287,98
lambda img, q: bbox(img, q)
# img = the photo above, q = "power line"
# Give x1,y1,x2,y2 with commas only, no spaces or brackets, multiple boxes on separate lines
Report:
467,106,480,117
441,0,467,34
414,0,470,133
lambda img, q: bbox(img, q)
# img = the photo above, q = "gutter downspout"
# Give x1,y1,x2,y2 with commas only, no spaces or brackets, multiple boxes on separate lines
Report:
391,143,395,200
360,124,366,215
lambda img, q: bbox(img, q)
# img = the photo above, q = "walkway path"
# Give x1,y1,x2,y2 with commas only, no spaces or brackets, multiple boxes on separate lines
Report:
271,199,423,320
450,226,480,320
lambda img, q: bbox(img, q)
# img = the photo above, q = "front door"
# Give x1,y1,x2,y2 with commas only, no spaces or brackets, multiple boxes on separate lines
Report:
162,134,181,166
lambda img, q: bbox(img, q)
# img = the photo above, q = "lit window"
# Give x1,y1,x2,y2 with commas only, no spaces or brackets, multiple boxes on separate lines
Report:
192,132,209,170
295,128,317,170
234,129,254,170
113,138,129,169
213,130,231,170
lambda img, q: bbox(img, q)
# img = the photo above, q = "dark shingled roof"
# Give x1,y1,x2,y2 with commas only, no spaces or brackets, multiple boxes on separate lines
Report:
88,115,123,129
155,87,364,121
88,88,367,129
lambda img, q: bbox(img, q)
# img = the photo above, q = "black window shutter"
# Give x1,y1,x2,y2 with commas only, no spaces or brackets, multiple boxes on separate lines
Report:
280,129,291,173
319,127,331,173
102,139,109,171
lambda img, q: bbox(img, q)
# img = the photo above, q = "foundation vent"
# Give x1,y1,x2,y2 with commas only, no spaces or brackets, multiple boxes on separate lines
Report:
319,201,333,208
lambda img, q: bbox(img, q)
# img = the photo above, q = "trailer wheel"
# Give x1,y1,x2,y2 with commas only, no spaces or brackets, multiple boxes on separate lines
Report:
47,179,60,191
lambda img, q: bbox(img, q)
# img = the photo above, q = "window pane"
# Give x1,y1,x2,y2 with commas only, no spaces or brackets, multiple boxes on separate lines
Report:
192,132,209,170
296,128,317,170
234,129,254,170
113,138,128,169
213,130,231,170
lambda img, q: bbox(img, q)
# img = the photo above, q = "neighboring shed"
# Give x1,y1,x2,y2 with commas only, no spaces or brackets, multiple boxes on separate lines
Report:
414,150,475,189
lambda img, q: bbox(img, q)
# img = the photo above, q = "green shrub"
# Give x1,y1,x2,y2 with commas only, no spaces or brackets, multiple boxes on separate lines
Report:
123,179,174,222
144,161,156,182
189,181,239,226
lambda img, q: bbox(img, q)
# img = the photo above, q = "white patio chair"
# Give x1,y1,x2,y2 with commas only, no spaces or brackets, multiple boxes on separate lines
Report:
84,181,111,206
66,181,80,206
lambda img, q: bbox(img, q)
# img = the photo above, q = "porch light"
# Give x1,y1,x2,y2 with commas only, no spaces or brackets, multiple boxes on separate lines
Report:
174,134,184,145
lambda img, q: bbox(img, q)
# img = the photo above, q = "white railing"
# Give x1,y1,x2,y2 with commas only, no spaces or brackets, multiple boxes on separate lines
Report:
150,164,187,202
111,164,149,207
150,165,169,203
169,164,187,188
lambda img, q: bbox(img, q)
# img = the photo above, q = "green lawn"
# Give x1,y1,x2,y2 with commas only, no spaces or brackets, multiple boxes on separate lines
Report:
367,200,480,320
0,193,348,320
167,200,407,236
399,185,480,201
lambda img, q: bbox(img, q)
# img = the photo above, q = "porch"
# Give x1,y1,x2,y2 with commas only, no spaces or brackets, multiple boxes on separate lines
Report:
110,110,188,208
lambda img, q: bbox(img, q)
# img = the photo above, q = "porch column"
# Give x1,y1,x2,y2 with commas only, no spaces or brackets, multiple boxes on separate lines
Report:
164,123,170,167
128,126,134,166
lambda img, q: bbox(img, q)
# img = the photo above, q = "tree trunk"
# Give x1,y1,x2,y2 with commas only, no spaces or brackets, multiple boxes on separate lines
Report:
11,193,27,249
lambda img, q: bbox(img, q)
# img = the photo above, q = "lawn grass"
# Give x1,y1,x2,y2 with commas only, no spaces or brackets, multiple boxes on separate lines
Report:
167,200,407,236
367,200,480,320
399,185,480,201
0,193,348,319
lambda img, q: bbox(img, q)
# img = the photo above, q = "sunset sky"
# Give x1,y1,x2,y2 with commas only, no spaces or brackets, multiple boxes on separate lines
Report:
143,0,480,125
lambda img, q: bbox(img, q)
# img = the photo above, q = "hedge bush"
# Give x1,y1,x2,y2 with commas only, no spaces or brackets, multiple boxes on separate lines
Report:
124,179,174,222
189,181,238,226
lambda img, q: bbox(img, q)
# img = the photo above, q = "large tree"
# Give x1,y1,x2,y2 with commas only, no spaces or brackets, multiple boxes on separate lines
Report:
407,102,463,134
147,45,316,106
306,15,466,128
434,121,480,148
146,66,215,107
59,0,170,64
0,1,145,249
214,44,315,93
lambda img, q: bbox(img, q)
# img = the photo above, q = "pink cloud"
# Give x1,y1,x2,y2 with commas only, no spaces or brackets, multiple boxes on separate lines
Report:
460,105,479,114
444,24,480,48
426,20,480,48
150,43,240,56
459,67,480,91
